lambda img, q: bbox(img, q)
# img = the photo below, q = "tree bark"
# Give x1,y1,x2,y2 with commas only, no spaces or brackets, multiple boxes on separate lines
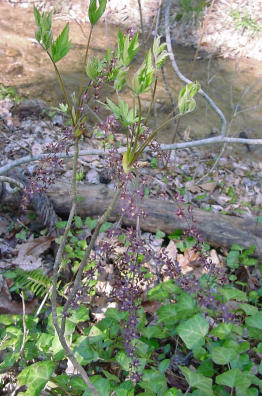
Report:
47,182,262,256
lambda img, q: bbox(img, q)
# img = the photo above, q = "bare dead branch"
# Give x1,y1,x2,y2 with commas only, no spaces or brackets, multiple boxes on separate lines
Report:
0,176,24,190
1,135,262,176
164,0,227,136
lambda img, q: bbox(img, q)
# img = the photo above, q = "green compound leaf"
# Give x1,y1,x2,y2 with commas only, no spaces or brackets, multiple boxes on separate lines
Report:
117,30,139,67
177,313,209,349
180,366,214,395
88,0,107,26
153,35,168,69
33,6,41,27
51,22,71,63
132,49,155,95
18,360,56,396
86,56,105,81
216,367,251,389
33,7,53,50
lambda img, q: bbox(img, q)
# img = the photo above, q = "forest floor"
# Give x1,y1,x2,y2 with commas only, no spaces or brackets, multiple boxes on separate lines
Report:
5,0,262,60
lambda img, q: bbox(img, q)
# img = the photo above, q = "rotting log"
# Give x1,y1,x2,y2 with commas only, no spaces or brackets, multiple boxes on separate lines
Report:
47,182,262,256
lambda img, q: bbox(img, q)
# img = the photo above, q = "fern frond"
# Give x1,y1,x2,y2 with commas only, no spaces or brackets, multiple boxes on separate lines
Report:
10,268,53,297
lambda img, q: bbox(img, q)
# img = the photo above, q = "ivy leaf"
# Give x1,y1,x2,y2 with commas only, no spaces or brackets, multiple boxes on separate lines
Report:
238,303,258,316
218,286,248,302
180,366,213,395
245,312,262,330
142,325,166,340
210,322,233,340
139,369,168,394
88,0,107,26
73,336,99,365
51,23,71,63
177,313,209,349
216,368,251,389
211,347,238,365
227,249,240,269
157,303,178,325
18,360,56,396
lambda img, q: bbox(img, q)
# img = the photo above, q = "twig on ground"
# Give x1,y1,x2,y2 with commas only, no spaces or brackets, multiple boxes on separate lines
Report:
0,176,24,190
1,136,262,176
19,291,28,361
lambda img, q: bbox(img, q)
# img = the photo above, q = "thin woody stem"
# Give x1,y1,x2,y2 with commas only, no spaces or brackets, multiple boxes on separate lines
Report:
60,186,121,336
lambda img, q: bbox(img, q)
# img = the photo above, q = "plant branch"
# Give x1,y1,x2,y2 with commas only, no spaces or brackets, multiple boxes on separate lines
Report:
78,26,93,109
60,186,121,335
51,137,98,396
144,77,158,126
46,52,74,125
164,0,227,137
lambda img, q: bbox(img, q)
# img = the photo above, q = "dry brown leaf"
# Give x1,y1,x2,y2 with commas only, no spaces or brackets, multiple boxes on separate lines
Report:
0,279,37,314
142,299,162,315
199,182,217,193
31,142,43,156
0,215,10,236
165,240,177,260
14,236,54,271
185,181,201,193
177,248,201,274
209,249,221,267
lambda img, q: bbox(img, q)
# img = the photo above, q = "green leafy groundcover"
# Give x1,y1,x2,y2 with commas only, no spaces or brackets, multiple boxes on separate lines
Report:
0,277,261,395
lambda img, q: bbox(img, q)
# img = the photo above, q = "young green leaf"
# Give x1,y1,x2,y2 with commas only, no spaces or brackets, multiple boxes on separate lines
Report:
88,0,107,26
178,81,200,115
117,30,139,67
51,23,71,63
153,36,168,69
33,6,41,27
132,49,155,95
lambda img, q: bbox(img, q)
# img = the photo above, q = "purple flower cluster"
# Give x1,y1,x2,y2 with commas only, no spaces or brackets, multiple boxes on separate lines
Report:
98,226,152,382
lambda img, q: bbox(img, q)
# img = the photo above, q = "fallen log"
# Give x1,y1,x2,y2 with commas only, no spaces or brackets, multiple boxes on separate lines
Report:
47,182,262,256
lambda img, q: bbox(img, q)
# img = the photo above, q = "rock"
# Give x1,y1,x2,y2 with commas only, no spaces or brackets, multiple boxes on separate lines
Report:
12,99,49,120
86,169,99,184
52,114,64,126
6,62,23,75
5,48,22,57
99,169,112,184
